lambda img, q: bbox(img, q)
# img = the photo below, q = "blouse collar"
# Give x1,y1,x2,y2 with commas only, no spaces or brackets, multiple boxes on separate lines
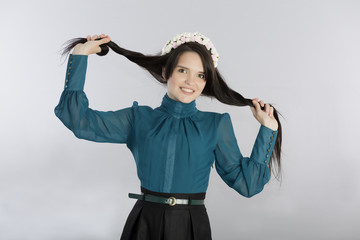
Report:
160,93,198,118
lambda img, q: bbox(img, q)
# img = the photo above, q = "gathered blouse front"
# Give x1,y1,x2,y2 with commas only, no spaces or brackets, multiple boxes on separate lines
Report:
54,54,278,197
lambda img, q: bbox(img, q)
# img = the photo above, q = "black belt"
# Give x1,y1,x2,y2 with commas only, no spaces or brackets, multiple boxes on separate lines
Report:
128,193,205,206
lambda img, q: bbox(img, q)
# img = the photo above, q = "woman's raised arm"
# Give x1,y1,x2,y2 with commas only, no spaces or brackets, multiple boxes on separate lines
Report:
54,36,134,144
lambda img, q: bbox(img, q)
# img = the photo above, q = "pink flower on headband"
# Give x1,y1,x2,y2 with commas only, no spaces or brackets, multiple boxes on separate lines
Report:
180,36,186,43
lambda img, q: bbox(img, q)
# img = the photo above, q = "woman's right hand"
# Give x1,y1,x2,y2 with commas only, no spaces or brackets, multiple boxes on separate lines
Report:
72,34,111,55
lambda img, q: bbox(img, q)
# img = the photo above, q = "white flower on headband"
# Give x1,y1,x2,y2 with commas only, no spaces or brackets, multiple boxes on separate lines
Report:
161,32,219,68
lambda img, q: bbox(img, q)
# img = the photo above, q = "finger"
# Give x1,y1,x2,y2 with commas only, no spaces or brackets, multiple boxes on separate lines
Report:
259,100,265,108
101,34,109,38
265,103,270,115
87,35,91,41
252,98,261,111
92,35,98,40
99,37,110,44
270,106,274,117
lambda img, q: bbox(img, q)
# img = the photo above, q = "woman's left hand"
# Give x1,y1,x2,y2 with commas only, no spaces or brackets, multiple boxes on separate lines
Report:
250,98,278,131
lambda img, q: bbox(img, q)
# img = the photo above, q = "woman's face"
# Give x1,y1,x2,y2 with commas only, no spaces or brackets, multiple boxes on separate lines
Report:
164,51,206,104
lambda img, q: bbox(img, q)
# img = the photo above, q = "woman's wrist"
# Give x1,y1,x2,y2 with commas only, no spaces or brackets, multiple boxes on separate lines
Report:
72,49,88,55
262,122,278,131
72,45,89,55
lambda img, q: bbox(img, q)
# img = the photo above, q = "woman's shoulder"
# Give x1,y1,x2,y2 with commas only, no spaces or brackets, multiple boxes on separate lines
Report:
194,109,229,122
130,100,154,112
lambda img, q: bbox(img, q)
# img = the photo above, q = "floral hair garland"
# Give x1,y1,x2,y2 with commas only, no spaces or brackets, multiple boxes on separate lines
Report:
161,32,219,68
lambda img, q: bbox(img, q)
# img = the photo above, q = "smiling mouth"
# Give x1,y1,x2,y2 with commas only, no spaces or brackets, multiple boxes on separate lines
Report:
180,87,194,93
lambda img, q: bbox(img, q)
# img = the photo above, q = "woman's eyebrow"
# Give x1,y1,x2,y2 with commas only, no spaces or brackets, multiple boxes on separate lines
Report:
177,65,205,74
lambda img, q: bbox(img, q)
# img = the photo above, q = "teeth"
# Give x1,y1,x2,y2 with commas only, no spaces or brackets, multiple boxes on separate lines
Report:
181,87,194,93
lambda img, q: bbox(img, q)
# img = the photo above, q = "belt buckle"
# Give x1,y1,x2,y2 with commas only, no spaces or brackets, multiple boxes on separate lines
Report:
166,196,177,206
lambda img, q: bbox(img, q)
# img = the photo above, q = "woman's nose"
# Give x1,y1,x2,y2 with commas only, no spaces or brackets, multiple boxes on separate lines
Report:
185,74,195,85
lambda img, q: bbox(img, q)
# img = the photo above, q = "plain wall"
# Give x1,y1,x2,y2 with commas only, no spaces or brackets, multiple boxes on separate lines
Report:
1,0,359,239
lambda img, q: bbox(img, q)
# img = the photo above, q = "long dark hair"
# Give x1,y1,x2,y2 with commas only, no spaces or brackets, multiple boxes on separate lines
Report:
60,37,283,181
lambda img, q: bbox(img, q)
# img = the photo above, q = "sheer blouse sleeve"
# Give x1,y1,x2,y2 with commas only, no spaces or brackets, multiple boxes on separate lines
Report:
214,113,278,198
54,54,134,143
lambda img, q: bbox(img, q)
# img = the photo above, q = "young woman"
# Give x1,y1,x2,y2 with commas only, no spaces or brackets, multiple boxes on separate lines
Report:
55,32,282,240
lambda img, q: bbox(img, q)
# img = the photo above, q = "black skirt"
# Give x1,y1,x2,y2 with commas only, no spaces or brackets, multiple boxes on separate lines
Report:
120,187,212,240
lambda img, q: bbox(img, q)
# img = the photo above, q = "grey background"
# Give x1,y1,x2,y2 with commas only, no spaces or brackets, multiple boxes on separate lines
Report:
1,0,360,239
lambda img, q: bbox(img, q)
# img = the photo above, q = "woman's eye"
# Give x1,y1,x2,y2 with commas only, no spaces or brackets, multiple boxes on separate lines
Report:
178,69,186,73
199,74,205,79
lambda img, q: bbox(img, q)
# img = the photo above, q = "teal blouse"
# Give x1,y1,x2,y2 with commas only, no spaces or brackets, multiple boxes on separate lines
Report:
55,54,278,197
